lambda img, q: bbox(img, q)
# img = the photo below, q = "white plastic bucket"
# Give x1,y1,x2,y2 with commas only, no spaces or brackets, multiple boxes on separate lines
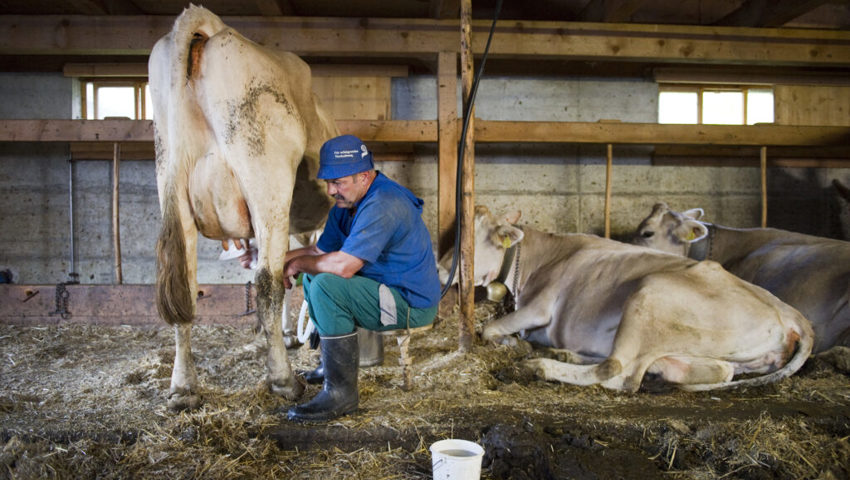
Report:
430,439,485,480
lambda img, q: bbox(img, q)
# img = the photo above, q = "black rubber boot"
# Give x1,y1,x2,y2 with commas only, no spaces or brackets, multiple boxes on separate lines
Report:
302,328,383,384
287,332,359,422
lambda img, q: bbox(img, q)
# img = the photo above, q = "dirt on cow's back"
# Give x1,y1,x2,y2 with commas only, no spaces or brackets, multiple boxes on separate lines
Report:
1,298,849,480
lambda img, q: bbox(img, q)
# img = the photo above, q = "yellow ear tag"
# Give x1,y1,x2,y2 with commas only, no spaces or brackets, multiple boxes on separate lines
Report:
502,236,512,249
686,231,696,241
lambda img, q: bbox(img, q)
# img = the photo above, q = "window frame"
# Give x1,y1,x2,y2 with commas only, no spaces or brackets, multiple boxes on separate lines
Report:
81,78,150,120
658,83,774,126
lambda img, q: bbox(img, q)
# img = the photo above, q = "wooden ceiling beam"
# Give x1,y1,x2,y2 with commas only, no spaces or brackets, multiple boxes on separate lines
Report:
254,0,296,16
580,0,648,23
716,0,832,27
65,0,108,15
2,119,848,148
429,0,460,19
0,15,848,67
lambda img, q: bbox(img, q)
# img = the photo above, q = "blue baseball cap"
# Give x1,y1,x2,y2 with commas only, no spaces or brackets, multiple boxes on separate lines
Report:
318,135,374,180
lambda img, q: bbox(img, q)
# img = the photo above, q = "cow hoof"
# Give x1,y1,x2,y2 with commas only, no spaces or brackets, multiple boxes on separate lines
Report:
283,334,301,349
522,358,549,378
268,375,306,400
167,390,202,411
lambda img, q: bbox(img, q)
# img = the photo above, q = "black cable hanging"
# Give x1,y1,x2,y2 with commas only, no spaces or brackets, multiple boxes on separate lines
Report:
440,0,504,298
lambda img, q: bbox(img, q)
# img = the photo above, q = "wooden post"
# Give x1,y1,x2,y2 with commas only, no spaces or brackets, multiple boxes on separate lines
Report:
458,0,475,352
760,146,768,228
437,51,459,258
112,143,123,284
604,143,613,239
437,50,459,320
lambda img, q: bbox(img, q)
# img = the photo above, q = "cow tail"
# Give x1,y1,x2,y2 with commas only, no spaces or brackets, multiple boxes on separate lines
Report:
156,192,193,326
170,5,227,81
681,325,814,392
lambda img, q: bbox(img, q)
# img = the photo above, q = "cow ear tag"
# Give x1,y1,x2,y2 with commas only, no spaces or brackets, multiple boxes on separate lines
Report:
686,230,697,241
502,236,512,249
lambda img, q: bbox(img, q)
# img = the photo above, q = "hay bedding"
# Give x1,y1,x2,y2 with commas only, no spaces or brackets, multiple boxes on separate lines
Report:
1,298,849,479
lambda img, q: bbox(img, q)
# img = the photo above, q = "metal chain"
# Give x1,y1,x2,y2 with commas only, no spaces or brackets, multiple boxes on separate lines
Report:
50,283,72,320
505,243,521,312
241,281,256,316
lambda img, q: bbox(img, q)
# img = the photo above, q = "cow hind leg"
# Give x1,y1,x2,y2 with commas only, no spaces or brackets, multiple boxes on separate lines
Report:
649,356,735,391
168,323,201,410
523,357,624,387
256,268,305,400
156,191,201,410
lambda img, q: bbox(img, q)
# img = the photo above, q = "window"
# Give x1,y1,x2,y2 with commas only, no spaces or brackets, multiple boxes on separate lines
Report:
82,80,152,120
658,85,774,125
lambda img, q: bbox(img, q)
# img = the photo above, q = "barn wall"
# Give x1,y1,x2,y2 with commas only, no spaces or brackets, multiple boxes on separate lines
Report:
1,72,849,285
393,75,850,241
0,73,253,285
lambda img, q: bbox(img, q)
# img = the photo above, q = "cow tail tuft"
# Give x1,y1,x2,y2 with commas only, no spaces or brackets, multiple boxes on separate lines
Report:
156,193,193,325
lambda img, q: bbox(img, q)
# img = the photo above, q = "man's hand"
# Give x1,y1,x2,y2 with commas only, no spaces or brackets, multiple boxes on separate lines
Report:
238,247,256,270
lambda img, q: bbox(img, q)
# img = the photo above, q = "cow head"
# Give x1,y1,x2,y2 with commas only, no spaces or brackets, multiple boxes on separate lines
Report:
438,205,524,287
632,202,708,255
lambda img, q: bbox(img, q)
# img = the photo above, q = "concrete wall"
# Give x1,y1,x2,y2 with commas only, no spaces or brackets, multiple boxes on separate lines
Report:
1,72,848,284
393,75,850,241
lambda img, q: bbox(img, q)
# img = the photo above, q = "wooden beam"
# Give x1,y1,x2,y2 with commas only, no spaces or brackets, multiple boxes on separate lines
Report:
0,284,258,326
254,0,296,16
458,0,475,352
437,51,458,258
473,121,850,146
580,0,648,23
0,16,848,67
2,120,849,148
429,0,460,19
66,0,108,15
716,0,832,28
63,62,148,77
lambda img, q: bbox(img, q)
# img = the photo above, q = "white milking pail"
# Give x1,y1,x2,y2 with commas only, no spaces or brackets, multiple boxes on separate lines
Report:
430,439,485,480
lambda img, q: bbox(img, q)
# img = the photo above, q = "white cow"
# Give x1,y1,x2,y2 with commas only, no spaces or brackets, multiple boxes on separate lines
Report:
633,202,850,354
149,5,336,410
440,206,813,392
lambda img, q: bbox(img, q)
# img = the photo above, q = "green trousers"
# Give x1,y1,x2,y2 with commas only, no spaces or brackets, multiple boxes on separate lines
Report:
302,273,437,337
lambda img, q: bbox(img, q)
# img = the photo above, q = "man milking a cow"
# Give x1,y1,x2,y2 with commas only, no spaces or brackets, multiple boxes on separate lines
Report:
244,134,441,422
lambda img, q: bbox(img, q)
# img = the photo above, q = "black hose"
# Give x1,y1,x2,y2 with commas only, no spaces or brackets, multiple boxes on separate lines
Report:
441,0,503,297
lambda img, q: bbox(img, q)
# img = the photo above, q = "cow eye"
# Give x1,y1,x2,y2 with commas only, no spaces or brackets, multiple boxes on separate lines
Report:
641,231,654,238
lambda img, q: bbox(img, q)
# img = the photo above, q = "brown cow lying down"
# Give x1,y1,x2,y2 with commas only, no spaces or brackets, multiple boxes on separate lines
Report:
633,202,850,354
440,206,814,392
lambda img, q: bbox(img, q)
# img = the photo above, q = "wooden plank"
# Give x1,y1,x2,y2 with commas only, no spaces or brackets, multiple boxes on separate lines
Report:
474,121,850,146
437,51,458,258
3,120,849,148
335,120,438,142
716,0,831,28
458,0,474,352
0,16,848,67
310,64,409,77
0,119,154,142
63,62,148,77
0,284,258,326
775,85,850,127
312,77,392,120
